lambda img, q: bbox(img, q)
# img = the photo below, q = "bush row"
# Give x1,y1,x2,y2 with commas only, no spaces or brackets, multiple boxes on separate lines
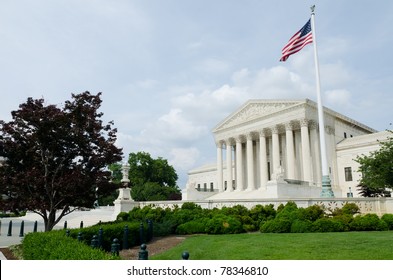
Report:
21,220,154,259
118,202,393,235
67,221,152,251
22,230,119,260
260,201,393,233
118,202,278,235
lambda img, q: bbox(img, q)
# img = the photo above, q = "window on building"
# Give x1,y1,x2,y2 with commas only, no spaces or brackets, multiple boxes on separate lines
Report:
224,181,227,191
344,167,353,181
344,132,347,138
204,183,207,192
197,184,201,191
210,182,214,192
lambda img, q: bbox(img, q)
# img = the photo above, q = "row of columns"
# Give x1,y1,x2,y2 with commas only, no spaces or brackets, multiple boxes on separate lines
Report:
216,119,323,192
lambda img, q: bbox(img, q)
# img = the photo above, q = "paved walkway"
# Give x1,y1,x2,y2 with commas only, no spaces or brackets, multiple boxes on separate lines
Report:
0,207,115,259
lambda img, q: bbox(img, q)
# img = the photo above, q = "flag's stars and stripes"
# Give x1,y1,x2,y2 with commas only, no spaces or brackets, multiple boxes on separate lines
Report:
280,19,313,62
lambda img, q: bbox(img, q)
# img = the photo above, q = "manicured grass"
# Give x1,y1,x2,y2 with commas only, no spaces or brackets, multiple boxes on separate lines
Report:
151,231,393,260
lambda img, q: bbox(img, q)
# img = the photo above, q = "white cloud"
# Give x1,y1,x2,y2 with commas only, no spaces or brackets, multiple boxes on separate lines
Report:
157,109,208,141
320,62,352,88
169,147,201,172
195,58,231,75
325,89,352,106
249,66,313,99
231,68,250,85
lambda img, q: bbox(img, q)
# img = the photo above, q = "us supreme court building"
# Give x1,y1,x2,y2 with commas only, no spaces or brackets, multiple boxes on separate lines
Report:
183,99,390,201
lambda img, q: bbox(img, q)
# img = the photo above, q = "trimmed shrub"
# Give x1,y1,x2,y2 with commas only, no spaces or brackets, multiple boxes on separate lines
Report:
125,206,170,223
297,205,325,221
116,212,130,221
153,219,177,236
22,231,118,260
260,219,291,233
331,215,353,231
332,203,360,217
249,204,276,226
69,221,142,251
312,218,346,232
176,218,209,234
276,201,299,221
341,203,360,215
181,202,202,211
381,214,393,230
290,219,313,233
205,214,244,234
350,214,388,231
240,215,257,232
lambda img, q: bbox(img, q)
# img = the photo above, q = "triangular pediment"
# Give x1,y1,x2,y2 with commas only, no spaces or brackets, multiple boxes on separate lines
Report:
213,100,305,132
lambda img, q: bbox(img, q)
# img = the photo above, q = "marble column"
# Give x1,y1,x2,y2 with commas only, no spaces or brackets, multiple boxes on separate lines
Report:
271,126,280,175
246,133,255,191
216,141,224,192
300,119,312,182
285,122,296,180
259,130,268,188
226,139,233,192
235,136,244,191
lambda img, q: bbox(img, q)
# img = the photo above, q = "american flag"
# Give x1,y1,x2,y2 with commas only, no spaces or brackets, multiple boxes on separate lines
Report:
280,19,313,62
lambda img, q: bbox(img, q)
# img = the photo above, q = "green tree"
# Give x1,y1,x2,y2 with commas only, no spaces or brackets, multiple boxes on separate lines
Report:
111,152,181,201
0,92,123,231
356,131,393,197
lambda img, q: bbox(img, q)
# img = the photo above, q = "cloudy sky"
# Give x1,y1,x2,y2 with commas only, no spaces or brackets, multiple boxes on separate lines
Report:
1,0,392,188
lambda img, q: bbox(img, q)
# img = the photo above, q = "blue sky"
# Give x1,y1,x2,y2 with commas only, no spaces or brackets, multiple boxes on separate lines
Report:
1,0,392,188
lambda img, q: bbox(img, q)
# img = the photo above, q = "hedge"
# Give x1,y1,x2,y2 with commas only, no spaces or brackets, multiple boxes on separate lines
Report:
22,230,119,260
68,221,151,251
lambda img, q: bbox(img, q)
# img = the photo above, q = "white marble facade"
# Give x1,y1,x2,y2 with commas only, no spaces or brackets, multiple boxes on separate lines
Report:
184,99,388,200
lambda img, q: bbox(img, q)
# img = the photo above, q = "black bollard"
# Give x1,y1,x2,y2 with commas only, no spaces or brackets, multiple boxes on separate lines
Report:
19,220,25,237
91,235,99,249
138,244,148,260
33,221,38,232
123,225,129,250
182,251,190,260
77,232,83,242
98,228,103,248
80,221,84,228
63,221,67,229
147,220,153,241
139,222,145,244
111,238,120,256
7,220,12,236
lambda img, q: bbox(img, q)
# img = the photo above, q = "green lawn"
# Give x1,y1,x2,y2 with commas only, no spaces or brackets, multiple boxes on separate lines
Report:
151,231,393,260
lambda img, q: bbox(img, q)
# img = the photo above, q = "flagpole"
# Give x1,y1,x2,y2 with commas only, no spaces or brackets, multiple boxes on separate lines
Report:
310,5,334,197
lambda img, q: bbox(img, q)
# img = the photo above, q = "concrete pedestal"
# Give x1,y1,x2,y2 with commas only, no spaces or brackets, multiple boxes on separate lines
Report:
112,188,136,220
